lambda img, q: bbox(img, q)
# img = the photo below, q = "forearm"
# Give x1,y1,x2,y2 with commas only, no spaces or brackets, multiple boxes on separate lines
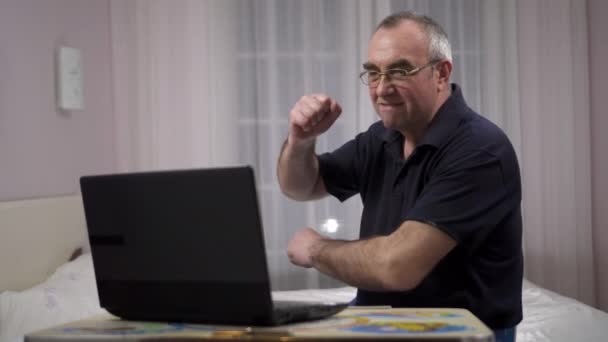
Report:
277,137,324,201
310,236,400,292
309,220,457,292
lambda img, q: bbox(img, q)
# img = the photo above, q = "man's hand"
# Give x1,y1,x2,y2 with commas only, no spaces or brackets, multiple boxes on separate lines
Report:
288,94,342,147
287,227,327,267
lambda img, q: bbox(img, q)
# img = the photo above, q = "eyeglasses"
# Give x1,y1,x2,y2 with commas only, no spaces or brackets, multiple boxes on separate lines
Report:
359,60,441,87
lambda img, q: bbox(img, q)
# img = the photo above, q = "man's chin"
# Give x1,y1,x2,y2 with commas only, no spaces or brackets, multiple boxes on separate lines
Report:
377,113,399,129
380,118,400,131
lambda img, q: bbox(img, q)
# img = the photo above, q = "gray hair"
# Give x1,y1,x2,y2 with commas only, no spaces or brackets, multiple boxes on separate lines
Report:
376,11,452,62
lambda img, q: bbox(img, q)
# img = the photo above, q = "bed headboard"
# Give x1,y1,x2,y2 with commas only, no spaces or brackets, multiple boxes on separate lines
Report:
0,194,88,292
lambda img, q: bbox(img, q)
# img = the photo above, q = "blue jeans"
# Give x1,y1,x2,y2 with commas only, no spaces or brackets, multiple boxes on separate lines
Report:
493,327,516,342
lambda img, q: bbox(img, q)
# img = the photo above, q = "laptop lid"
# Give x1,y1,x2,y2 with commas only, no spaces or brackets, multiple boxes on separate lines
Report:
80,166,278,325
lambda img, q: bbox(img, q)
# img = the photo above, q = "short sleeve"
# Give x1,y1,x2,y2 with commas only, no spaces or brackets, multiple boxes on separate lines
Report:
405,148,520,243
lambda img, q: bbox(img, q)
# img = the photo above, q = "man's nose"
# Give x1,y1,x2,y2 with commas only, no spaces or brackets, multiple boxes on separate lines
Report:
375,75,395,96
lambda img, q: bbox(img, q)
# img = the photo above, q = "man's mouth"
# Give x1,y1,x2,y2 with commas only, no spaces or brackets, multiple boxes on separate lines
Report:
378,102,403,108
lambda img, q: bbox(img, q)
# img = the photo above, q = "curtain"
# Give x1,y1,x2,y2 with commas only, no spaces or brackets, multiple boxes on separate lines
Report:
111,0,240,171
235,0,389,290
516,0,595,306
109,0,601,308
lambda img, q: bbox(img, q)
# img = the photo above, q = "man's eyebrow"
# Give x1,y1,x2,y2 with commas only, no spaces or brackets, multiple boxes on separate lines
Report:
362,59,414,71
362,62,378,70
387,58,413,69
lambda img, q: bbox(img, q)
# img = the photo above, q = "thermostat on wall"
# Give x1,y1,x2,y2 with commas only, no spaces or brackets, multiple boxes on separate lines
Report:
56,46,84,110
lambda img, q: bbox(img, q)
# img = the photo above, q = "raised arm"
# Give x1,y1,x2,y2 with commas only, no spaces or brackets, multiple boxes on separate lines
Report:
277,94,342,201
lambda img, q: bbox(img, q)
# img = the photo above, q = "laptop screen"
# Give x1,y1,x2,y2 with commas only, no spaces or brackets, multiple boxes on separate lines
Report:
81,166,270,284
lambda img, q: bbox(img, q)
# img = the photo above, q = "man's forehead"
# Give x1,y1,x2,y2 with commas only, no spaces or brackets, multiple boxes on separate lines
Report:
370,22,427,50
368,21,428,64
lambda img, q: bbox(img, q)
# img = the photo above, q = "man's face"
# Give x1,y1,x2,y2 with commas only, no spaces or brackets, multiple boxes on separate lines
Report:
366,21,442,133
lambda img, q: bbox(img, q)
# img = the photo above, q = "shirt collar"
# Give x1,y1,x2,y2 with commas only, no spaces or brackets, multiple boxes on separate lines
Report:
418,83,470,148
381,83,470,149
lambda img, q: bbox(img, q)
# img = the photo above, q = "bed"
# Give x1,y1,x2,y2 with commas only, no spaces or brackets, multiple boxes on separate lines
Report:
1,195,608,342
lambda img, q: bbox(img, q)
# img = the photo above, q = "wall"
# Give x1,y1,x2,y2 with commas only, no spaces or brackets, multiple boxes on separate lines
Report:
0,0,115,201
588,0,608,311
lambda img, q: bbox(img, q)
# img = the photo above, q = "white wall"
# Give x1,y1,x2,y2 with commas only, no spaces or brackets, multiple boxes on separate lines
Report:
0,0,116,201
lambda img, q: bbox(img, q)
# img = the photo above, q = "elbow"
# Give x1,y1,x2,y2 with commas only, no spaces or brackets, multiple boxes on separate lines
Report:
280,187,310,201
278,176,325,202
378,253,425,292
277,178,312,201
276,174,308,201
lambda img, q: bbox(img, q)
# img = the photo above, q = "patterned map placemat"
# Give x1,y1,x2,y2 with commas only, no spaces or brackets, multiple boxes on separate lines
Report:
26,308,493,341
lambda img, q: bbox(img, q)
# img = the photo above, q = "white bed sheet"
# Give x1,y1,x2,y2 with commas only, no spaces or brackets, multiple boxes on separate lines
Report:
2,253,608,342
518,279,608,341
0,254,106,342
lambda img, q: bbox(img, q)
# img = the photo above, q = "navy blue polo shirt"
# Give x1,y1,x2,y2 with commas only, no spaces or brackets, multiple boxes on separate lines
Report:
317,84,523,329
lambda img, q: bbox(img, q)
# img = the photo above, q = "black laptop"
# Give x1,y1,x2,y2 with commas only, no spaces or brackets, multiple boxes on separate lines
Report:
79,166,348,326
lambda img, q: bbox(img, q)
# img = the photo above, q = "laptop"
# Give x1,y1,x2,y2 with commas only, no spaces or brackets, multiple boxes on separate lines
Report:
79,166,348,326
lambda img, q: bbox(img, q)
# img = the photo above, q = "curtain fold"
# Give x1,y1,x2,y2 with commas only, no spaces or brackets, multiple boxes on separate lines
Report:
479,0,521,158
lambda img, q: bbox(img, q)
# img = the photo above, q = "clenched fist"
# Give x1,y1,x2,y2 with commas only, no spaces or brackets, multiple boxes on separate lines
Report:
288,94,342,146
287,227,326,268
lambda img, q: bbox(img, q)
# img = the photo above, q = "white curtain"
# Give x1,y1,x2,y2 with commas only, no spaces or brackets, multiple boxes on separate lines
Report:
516,0,595,306
109,0,601,307
235,0,388,290
111,0,240,171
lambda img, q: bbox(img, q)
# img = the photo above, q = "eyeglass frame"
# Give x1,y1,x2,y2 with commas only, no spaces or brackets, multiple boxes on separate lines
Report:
359,59,442,87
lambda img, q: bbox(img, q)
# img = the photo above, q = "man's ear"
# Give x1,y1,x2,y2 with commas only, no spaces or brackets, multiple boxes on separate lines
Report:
436,60,453,91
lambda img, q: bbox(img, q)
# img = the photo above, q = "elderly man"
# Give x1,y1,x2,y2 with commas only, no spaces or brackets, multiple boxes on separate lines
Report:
277,11,522,342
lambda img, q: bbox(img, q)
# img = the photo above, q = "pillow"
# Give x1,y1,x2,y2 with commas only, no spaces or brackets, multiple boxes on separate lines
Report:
0,253,106,342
